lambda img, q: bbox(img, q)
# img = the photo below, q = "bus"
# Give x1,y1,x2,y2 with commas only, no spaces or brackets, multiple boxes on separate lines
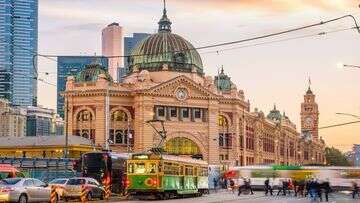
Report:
224,165,360,190
80,152,131,194
126,152,209,199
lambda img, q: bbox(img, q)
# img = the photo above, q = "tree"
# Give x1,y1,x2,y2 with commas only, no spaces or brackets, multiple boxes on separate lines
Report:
325,147,351,166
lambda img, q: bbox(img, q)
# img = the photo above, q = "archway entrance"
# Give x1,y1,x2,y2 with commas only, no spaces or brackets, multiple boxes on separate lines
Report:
165,137,202,159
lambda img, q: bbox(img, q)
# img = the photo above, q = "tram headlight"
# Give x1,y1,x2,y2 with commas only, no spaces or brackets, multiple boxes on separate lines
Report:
125,178,131,188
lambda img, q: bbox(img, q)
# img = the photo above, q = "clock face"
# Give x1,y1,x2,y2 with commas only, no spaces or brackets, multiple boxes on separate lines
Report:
175,88,188,101
305,116,313,126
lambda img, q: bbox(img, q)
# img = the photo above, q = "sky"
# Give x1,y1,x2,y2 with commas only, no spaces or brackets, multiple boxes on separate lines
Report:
37,0,360,152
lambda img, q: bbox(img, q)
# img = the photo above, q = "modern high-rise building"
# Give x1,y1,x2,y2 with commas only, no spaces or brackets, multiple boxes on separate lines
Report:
102,23,123,81
0,0,38,106
57,56,108,118
124,33,151,68
26,106,64,136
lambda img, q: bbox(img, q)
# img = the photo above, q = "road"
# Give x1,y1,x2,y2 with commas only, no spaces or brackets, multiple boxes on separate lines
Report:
104,191,360,203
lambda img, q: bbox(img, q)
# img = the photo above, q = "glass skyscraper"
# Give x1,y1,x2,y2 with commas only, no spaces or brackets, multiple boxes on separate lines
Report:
0,0,38,106
124,33,151,68
57,56,108,118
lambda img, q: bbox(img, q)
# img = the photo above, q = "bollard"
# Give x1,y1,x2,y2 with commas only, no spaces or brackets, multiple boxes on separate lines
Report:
102,176,111,200
104,182,111,200
50,185,57,203
80,184,88,203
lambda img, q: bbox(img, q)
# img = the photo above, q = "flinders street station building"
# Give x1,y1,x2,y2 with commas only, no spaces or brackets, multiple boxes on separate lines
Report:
63,7,325,169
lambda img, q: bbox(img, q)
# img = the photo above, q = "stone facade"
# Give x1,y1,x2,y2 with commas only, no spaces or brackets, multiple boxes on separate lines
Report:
0,98,27,137
63,69,325,168
63,5,325,169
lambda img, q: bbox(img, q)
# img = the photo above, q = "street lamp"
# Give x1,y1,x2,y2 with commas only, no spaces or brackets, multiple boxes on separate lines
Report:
336,112,360,120
337,63,360,69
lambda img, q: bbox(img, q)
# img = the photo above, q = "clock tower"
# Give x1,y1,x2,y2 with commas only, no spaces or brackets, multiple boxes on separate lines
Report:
301,86,319,140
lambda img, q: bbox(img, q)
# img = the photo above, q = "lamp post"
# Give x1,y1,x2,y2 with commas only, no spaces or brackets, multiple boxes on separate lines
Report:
337,63,360,69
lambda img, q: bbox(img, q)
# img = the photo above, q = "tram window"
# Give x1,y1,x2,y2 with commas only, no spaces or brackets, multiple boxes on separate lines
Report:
194,167,198,176
148,163,157,173
128,163,134,173
185,166,193,176
128,162,146,174
180,166,184,175
164,162,179,175
199,167,208,176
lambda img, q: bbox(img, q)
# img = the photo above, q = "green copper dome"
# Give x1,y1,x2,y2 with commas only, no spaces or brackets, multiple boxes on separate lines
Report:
128,4,203,74
267,105,282,122
75,64,113,83
214,67,232,91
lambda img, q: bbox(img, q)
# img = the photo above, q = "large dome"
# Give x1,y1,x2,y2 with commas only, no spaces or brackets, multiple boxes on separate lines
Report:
128,5,203,75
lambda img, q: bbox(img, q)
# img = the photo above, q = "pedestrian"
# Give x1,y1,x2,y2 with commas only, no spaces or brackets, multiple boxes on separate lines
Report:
245,178,254,195
321,178,331,202
264,178,270,196
298,180,305,197
287,178,293,195
213,178,218,193
352,181,359,199
238,178,245,196
277,179,285,196
305,179,310,197
316,179,323,202
229,179,235,193
293,179,298,197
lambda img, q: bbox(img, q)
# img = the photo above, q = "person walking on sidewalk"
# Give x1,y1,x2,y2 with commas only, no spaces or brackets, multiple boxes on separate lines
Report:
264,177,273,196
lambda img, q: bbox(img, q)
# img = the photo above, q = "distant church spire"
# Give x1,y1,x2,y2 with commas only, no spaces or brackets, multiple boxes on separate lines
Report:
306,76,313,94
158,0,172,32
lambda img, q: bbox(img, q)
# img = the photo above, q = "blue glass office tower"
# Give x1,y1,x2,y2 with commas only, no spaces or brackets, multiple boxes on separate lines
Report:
124,33,150,68
0,0,38,106
57,56,108,118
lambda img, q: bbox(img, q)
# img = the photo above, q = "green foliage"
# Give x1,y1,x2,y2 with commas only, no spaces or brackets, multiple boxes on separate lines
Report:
325,147,351,166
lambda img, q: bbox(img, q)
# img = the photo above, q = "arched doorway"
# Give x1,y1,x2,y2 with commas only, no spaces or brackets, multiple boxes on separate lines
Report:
165,137,202,159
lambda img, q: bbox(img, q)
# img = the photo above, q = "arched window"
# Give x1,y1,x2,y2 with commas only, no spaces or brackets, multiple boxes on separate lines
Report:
111,110,128,122
77,110,93,122
165,137,200,155
218,115,228,127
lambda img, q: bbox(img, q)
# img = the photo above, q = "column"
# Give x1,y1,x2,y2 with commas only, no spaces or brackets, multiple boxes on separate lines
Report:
208,101,219,165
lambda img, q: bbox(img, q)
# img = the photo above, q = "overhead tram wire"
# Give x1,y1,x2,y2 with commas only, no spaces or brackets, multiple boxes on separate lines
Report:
200,26,357,55
319,120,360,130
27,14,360,61
2,15,360,87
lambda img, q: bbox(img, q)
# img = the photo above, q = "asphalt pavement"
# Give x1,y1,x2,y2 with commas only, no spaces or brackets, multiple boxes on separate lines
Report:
102,190,360,203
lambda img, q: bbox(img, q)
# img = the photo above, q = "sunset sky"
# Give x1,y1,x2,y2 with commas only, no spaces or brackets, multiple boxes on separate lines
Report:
37,0,360,151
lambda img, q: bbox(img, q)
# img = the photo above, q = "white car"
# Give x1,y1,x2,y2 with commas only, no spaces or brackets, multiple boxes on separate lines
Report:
0,178,56,203
48,178,68,199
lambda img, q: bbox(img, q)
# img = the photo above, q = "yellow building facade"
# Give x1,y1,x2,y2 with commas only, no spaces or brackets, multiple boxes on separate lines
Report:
63,7,325,168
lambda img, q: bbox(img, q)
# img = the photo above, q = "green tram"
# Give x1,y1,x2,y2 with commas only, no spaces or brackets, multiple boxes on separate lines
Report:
126,153,209,199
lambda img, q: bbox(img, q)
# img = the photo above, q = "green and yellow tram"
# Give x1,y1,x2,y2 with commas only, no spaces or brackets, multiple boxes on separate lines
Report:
126,153,209,199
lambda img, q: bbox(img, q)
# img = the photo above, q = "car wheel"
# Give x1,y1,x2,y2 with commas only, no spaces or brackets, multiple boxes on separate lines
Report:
63,197,69,202
18,194,27,203
87,192,93,201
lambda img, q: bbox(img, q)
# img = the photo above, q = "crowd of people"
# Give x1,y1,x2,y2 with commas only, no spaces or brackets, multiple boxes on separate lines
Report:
221,177,360,202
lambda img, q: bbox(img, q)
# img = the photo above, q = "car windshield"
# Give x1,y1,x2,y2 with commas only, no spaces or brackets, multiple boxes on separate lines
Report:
49,179,67,184
67,179,85,185
0,178,21,185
